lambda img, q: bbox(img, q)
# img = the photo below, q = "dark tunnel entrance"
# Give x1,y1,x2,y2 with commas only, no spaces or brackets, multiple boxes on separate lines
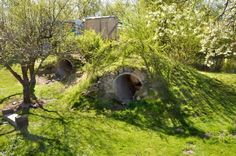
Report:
56,59,73,78
114,73,142,103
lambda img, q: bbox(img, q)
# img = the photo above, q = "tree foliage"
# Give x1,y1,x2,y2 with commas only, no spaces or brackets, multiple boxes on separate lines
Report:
199,0,236,71
136,0,235,71
0,0,76,105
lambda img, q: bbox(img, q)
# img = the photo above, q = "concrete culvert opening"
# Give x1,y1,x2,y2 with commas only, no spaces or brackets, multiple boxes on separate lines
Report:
114,73,142,103
56,59,74,78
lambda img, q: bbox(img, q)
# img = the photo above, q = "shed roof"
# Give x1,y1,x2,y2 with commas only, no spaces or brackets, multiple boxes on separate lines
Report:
85,16,117,20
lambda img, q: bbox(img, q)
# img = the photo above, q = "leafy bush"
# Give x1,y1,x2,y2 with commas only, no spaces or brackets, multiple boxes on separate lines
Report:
77,30,103,63
199,23,235,71
77,30,120,75
145,2,205,65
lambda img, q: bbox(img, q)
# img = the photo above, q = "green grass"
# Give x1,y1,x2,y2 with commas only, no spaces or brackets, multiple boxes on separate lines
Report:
0,65,236,155
0,66,22,110
200,72,236,88
1,109,236,156
0,65,65,110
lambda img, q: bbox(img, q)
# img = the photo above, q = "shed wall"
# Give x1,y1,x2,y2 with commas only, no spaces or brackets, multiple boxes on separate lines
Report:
84,17,118,39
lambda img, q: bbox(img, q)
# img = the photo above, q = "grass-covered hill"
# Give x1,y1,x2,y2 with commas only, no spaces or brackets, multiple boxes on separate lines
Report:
0,0,236,155
0,55,236,155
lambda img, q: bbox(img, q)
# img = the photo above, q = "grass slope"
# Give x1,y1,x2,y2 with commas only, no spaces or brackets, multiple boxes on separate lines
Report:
0,66,236,155
0,66,22,110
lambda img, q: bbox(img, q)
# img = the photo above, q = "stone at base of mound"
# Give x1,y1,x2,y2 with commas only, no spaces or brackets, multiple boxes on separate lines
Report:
2,108,29,129
4,113,19,127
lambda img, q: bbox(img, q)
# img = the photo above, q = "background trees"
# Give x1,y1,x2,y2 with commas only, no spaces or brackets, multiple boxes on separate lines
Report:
199,0,236,71
118,0,209,67
135,0,236,72
79,0,235,72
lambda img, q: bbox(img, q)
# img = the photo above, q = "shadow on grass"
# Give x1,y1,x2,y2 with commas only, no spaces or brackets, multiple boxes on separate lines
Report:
16,107,75,155
0,93,22,104
24,106,117,155
19,128,74,155
0,129,15,137
72,66,236,139
93,99,207,138
169,66,236,118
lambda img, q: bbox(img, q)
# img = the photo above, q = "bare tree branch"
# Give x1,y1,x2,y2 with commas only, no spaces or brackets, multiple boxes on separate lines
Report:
5,64,24,84
218,0,229,19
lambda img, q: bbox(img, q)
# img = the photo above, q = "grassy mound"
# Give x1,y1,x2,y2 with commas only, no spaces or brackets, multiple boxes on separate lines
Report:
69,60,236,136
0,44,236,155
0,64,236,155
63,37,236,137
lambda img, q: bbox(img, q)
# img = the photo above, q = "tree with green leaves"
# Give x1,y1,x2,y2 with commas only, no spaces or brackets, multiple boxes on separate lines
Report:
0,0,76,109
199,0,236,71
134,0,209,66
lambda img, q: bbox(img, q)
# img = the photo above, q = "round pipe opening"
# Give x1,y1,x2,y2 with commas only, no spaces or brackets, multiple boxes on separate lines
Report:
113,73,142,103
56,59,74,78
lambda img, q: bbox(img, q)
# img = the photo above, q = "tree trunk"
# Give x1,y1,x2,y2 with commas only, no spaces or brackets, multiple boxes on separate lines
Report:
29,62,37,100
22,82,31,114
29,73,37,101
6,64,34,113
30,79,37,100
23,83,31,104
21,65,32,114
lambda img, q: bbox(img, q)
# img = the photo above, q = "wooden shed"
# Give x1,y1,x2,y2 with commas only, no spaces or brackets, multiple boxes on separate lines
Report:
84,16,119,39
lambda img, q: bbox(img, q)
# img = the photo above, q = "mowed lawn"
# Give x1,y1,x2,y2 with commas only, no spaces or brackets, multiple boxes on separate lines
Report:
0,67,236,156
0,66,22,110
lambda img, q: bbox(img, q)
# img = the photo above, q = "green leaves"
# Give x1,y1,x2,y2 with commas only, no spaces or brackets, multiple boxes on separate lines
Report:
0,0,75,65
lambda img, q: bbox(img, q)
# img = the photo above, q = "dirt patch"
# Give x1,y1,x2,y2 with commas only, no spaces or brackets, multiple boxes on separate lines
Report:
36,76,56,85
1,99,51,113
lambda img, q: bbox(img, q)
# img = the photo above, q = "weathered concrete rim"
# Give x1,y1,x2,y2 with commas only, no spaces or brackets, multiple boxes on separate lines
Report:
57,58,74,69
112,72,143,88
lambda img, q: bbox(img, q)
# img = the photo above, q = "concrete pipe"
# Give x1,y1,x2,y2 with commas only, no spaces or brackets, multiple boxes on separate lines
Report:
113,73,142,103
56,59,74,78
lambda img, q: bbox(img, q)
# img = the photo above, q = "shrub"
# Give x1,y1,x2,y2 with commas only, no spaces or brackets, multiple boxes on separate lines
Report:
77,30,104,63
